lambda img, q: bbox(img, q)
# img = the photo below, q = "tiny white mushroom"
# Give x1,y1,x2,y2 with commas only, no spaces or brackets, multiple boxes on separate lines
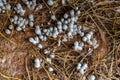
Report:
74,41,79,46
57,39,61,46
82,63,88,69
11,18,14,22
35,4,42,11
29,37,35,43
20,9,26,16
25,20,28,25
49,27,53,32
35,25,41,35
89,75,96,80
78,25,82,30
69,22,74,29
62,35,67,42
71,17,76,22
61,0,66,5
47,22,51,25
79,42,84,47
57,21,62,25
80,68,85,75
0,3,3,7
87,40,93,45
29,37,38,45
5,4,11,10
57,24,62,32
38,44,43,49
15,3,26,16
73,46,78,51
77,46,83,51
5,29,11,35
63,24,68,31
44,49,50,54
14,20,18,24
43,29,48,33
61,18,64,22
2,10,5,13
76,10,81,15
67,32,72,37
50,53,55,59
46,30,50,36
35,36,39,43
89,31,94,35
51,15,56,20
8,25,13,30
47,0,54,6
39,35,44,41
64,20,68,24
52,33,57,38
48,67,54,72
82,37,88,42
14,15,18,21
63,13,69,19
74,16,78,21
16,3,22,9
79,63,88,75
16,26,22,31
92,38,97,46
77,63,81,70
88,48,93,55
29,14,34,21
29,21,34,27
73,41,79,50
46,58,52,63
70,10,75,17
86,34,92,40
43,36,47,41
34,58,41,68
19,21,24,27
76,7,78,10
80,32,85,37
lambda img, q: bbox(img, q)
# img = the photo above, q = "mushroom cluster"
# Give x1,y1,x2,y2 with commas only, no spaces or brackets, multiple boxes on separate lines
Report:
3,0,101,79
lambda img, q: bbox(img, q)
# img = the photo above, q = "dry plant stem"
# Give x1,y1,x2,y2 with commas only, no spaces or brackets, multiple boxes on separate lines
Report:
0,72,21,80
0,32,16,45
25,58,31,80
41,63,53,80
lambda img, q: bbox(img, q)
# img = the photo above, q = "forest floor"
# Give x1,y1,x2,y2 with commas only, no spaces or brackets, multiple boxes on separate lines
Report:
0,0,120,80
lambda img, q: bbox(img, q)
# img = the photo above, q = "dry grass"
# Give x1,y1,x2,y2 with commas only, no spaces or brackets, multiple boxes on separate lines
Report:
0,0,120,80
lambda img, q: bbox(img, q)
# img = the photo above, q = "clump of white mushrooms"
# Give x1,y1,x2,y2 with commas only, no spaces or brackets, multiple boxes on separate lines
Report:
3,0,100,78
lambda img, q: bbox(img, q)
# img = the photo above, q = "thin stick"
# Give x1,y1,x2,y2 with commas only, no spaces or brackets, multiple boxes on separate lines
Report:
25,58,31,80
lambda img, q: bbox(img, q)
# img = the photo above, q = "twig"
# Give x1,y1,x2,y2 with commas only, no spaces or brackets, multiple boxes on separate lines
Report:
25,58,31,80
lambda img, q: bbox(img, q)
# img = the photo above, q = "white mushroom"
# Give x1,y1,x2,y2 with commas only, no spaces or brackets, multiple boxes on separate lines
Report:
47,0,54,6
5,29,11,35
89,75,96,80
48,67,54,72
34,58,42,68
